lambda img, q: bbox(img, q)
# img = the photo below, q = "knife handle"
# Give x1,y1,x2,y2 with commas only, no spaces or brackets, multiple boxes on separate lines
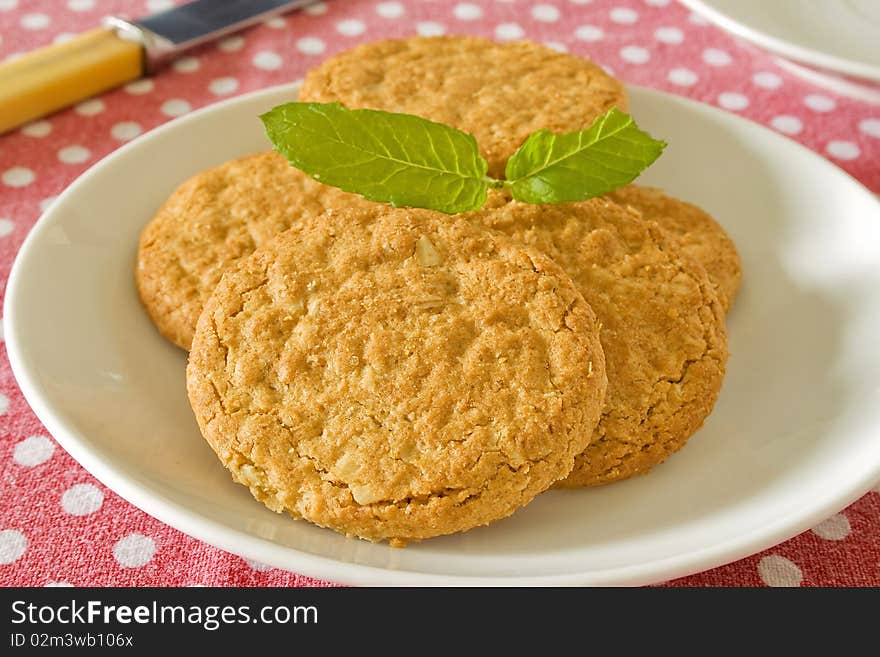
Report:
0,28,145,135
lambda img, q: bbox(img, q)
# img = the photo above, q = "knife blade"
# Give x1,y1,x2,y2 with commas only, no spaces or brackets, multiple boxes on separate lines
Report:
0,0,320,135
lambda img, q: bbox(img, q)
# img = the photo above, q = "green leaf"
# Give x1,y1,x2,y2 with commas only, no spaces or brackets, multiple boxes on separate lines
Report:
504,108,666,204
260,102,489,214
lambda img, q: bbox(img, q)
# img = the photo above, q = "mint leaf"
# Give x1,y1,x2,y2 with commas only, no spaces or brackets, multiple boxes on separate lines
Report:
261,102,489,214
504,108,666,204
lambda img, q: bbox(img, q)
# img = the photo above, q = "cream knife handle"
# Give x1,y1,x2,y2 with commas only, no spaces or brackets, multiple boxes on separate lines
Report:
0,28,145,135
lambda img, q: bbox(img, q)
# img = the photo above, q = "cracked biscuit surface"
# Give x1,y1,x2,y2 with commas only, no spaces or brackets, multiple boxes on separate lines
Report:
606,185,742,312
299,35,628,177
471,193,728,487
186,206,607,543
136,151,372,350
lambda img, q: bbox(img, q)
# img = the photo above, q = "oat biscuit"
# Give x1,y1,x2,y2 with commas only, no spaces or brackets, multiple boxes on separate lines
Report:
606,185,742,311
471,194,728,487
186,206,608,543
299,36,628,177
135,151,372,350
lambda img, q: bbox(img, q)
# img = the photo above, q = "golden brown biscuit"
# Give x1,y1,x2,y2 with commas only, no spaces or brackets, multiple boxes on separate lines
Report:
135,151,372,350
471,194,728,487
606,185,742,312
186,206,607,543
299,36,628,177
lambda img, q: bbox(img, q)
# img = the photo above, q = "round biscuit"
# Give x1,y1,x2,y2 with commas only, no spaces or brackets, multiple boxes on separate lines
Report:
186,206,608,543
471,194,728,487
299,36,628,178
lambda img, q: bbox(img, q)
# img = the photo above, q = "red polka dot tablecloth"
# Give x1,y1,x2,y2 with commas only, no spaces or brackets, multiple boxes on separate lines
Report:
2,0,879,587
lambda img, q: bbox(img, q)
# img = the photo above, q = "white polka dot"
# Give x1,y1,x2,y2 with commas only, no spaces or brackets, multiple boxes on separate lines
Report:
209,77,239,95
13,435,55,466
0,321,4,342
575,25,604,41
668,67,698,86
74,98,105,116
545,41,568,52
245,559,273,572
58,145,91,164
654,27,683,44
336,19,366,36
172,56,200,73
0,393,7,413
811,513,851,540
644,0,670,5
21,13,50,30
416,21,446,36
569,0,593,4
0,219,13,237
296,37,325,55
718,92,749,111
161,99,191,117
758,555,803,587
0,530,26,565
453,3,482,20
532,4,561,22
264,16,286,29
689,11,709,25
610,7,638,23
2,167,35,188
376,2,405,18
770,115,803,135
495,22,525,40
826,140,861,160
620,45,650,64
62,483,104,516
252,51,282,70
67,0,95,11
753,71,782,89
0,0,18,12
146,0,174,11
111,121,142,141
304,1,328,14
804,94,836,112
45,582,73,587
859,118,880,138
40,196,57,212
124,79,154,95
113,533,156,568
702,48,732,66
21,120,51,137
54,32,76,44
218,35,244,52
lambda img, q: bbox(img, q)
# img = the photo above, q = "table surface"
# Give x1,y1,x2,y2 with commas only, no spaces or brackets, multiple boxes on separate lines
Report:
1,0,879,587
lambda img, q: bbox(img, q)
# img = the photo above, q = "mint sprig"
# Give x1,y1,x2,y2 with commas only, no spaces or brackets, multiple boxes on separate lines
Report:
505,108,667,204
260,103,665,214
261,102,488,214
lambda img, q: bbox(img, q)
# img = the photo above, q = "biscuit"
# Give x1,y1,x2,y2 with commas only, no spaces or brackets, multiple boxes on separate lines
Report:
299,36,628,178
135,151,371,350
606,185,742,311
186,206,608,543
471,194,728,487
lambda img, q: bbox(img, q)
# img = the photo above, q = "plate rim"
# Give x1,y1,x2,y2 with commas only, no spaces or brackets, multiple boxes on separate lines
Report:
679,0,880,83
5,82,880,586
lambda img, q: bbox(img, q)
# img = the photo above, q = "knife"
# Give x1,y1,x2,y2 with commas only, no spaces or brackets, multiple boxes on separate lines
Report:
0,0,320,135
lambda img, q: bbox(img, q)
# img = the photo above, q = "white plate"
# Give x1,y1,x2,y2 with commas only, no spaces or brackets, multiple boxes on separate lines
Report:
6,84,880,586
681,0,880,83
